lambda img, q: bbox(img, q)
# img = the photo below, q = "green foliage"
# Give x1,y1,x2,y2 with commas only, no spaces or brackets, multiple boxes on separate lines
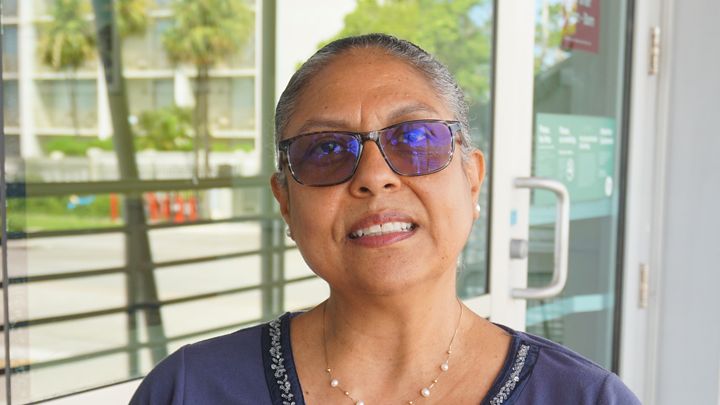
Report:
37,0,96,71
534,2,572,74
211,139,254,152
135,106,194,151
162,0,254,67
324,0,494,104
116,0,150,37
7,195,114,232
42,136,114,156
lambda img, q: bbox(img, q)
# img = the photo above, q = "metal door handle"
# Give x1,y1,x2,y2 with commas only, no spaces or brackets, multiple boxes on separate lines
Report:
511,177,570,299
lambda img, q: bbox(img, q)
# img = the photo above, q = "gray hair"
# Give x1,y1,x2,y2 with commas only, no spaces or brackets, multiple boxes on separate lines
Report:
274,33,474,183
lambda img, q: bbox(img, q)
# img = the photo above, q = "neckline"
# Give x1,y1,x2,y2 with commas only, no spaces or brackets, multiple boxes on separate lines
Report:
262,312,535,405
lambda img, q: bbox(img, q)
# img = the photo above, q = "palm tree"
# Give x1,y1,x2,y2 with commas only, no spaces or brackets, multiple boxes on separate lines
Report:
117,0,150,37
38,0,96,135
162,0,254,177
38,0,149,136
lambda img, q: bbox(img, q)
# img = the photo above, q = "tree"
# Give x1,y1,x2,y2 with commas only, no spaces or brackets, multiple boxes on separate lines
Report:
37,0,149,136
135,106,193,151
325,0,494,107
162,0,254,177
535,0,571,74
117,0,150,37
38,0,96,135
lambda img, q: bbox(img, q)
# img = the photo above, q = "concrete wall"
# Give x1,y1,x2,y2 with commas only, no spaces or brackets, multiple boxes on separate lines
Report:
655,0,720,403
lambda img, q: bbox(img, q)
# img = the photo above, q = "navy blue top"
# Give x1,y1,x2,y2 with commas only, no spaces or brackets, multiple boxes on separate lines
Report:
130,313,640,404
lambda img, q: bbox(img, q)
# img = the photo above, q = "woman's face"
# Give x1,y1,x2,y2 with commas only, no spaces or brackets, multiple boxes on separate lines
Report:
272,49,485,295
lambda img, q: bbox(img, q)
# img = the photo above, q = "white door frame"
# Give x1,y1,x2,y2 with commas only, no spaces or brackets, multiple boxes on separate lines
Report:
619,0,671,402
480,0,537,328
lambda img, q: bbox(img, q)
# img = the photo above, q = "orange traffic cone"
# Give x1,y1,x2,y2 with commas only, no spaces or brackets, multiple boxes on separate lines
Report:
110,193,120,222
173,194,185,223
161,193,171,220
147,193,160,222
186,195,198,221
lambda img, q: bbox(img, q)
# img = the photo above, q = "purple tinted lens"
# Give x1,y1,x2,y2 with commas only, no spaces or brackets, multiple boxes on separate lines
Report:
379,121,454,175
287,133,360,185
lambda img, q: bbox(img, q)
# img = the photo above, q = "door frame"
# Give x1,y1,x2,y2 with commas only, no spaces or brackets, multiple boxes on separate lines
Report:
618,0,672,402
471,0,537,327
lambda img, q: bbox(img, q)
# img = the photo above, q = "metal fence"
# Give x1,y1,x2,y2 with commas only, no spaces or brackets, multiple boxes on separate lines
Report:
1,176,313,390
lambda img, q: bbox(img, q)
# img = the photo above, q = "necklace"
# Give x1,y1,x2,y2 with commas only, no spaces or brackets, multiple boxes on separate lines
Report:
322,299,464,405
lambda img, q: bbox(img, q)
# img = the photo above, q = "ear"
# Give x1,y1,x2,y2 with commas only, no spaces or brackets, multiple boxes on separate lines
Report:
463,149,486,220
270,174,291,225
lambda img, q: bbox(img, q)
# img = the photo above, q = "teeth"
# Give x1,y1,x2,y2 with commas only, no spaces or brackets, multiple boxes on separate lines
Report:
350,222,415,238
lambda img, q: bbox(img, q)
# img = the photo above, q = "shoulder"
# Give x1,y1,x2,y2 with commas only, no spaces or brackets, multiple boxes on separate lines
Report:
130,323,271,405
493,325,640,405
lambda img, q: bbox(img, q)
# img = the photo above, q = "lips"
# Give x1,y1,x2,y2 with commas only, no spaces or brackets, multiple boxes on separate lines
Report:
347,212,418,241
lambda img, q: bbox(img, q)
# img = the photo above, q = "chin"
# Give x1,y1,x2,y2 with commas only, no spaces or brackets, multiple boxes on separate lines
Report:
341,263,453,297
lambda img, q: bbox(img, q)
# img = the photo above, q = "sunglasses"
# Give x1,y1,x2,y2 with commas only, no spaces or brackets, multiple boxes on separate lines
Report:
277,119,461,186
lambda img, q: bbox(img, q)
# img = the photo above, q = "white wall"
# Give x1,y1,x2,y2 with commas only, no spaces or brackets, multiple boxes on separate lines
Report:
655,0,720,403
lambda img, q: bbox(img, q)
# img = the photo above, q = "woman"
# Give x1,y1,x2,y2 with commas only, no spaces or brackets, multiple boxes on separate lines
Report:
131,34,640,405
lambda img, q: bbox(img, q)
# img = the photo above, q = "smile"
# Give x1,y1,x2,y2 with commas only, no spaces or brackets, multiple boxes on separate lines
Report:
348,221,417,239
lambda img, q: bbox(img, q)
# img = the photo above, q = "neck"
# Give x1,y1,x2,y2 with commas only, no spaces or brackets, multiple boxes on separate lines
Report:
322,275,464,382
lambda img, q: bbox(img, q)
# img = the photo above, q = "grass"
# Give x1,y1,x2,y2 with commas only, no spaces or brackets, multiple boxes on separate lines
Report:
8,213,118,233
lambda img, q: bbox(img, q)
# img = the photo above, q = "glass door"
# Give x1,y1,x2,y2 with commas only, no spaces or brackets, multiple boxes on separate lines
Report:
487,0,633,371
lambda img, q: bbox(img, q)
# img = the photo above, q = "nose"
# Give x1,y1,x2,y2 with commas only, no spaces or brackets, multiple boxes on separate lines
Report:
348,141,401,197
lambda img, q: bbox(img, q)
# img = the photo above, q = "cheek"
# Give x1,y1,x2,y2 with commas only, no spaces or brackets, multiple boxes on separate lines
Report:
428,170,475,247
287,188,343,255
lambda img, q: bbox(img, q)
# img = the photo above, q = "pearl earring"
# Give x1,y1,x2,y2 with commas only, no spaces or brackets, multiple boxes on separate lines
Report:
285,227,292,238
475,204,481,214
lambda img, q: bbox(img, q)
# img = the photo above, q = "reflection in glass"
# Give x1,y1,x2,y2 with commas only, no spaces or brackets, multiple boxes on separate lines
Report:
528,0,630,369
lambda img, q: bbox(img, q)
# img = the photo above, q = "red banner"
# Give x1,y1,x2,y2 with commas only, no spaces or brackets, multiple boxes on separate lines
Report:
561,0,601,54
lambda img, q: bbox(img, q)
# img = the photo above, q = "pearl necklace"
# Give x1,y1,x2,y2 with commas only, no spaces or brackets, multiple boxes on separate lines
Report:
322,299,464,405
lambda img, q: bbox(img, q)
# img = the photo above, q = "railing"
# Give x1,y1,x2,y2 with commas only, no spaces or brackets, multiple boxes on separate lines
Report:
1,176,311,380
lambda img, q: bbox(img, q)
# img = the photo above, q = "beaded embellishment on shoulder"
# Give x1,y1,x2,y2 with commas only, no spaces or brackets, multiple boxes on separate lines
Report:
489,344,530,405
268,318,296,405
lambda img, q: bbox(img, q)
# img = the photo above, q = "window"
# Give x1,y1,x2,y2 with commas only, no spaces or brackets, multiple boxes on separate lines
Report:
35,80,97,130
123,18,173,71
208,77,255,131
0,1,494,402
3,80,19,127
127,79,175,118
2,0,18,17
3,25,18,72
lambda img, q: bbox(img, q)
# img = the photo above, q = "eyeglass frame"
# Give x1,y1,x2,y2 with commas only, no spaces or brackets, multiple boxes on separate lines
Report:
277,119,463,187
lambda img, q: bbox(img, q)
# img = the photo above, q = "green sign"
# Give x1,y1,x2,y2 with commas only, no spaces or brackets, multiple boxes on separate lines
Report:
534,113,616,206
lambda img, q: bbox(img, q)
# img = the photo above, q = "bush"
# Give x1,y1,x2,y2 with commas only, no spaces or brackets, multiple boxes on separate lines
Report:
41,136,114,156
135,106,194,151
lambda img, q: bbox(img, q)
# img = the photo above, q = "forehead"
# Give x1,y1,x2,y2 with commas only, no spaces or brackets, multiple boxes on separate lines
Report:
284,48,452,138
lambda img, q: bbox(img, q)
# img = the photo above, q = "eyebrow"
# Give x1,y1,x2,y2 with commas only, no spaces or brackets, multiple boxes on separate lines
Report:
385,102,441,123
293,102,442,135
294,118,351,135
